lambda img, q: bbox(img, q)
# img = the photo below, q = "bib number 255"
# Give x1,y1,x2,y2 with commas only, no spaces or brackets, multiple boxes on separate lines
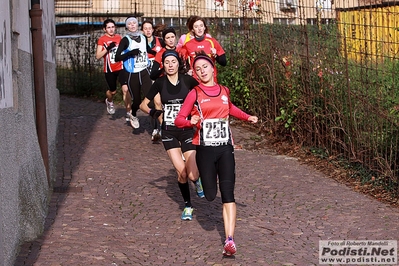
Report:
203,118,229,144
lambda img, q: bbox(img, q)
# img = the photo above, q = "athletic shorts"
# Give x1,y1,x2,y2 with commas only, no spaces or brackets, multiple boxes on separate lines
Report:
104,70,122,92
161,129,196,153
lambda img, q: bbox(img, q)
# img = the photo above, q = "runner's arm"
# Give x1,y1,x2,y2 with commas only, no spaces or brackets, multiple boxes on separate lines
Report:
150,61,162,80
175,90,196,128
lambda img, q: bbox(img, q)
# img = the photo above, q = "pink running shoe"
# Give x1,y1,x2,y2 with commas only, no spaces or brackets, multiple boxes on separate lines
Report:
223,236,237,256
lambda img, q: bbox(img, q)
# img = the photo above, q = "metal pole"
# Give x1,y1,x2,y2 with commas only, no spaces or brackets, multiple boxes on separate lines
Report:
29,0,50,186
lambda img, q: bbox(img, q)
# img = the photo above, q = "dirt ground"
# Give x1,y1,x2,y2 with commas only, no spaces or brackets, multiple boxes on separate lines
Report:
230,119,399,209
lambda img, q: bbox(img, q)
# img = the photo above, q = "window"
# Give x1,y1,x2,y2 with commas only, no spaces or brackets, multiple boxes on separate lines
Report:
273,18,295,25
207,0,227,10
164,0,185,10
0,21,13,109
279,0,296,12
316,0,332,11
55,0,92,8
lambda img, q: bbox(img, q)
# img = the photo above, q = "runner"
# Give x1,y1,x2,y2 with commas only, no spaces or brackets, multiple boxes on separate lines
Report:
174,52,258,256
115,17,156,129
141,20,164,140
139,50,205,221
95,19,123,115
150,27,180,80
180,16,226,82
141,20,163,72
176,16,211,50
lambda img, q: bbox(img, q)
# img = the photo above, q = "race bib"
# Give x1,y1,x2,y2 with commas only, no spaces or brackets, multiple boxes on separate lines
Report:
203,118,229,146
135,51,148,69
109,48,117,64
164,103,181,126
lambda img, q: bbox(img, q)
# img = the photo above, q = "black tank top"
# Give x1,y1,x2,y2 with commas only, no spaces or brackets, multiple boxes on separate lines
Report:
161,74,190,131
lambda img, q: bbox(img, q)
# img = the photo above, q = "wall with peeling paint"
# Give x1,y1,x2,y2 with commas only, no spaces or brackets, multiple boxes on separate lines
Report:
0,1,59,265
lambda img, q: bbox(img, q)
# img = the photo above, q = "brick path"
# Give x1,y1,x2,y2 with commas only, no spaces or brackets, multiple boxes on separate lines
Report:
15,95,399,266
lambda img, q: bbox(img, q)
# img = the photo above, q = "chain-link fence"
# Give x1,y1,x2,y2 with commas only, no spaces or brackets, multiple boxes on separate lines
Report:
55,0,399,199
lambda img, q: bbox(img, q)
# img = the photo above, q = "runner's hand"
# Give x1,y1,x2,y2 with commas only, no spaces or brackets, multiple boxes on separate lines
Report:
127,49,140,57
149,109,163,118
106,42,116,51
248,116,258,124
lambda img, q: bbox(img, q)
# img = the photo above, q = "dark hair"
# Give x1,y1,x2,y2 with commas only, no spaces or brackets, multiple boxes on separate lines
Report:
154,23,167,38
103,19,116,28
193,50,214,68
161,49,188,73
141,20,154,30
186,16,195,27
187,16,208,35
162,27,176,40
162,50,180,64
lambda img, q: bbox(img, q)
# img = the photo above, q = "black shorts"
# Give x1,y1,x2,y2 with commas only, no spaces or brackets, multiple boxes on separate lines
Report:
104,70,122,92
161,129,196,153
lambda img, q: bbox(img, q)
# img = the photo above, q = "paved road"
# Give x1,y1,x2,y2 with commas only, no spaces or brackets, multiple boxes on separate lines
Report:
15,96,399,266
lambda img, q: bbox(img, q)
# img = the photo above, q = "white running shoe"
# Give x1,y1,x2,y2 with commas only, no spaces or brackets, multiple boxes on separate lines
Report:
127,113,140,128
105,99,115,115
151,129,161,141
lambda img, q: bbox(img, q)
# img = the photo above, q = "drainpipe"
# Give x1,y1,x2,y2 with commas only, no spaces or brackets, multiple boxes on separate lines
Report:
29,0,50,186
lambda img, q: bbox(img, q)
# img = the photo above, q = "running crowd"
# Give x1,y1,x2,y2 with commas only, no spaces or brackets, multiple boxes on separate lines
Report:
95,16,258,257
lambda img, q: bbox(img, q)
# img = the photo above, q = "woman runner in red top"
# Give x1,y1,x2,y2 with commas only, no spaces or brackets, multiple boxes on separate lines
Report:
180,16,226,82
95,19,123,115
141,20,163,72
142,20,164,141
150,27,180,80
175,52,258,256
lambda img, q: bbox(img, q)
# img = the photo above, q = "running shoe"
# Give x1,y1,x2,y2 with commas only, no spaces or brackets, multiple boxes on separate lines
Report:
151,129,161,141
195,178,205,198
181,206,193,220
125,112,130,122
223,236,237,256
105,99,115,115
127,113,140,128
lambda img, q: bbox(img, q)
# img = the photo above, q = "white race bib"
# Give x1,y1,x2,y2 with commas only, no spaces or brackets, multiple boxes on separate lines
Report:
134,51,148,69
203,118,229,146
164,103,181,126
109,48,117,64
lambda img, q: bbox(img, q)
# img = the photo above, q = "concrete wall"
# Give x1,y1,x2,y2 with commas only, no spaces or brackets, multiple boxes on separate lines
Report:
0,0,59,265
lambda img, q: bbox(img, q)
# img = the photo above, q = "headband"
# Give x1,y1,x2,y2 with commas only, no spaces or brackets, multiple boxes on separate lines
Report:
193,54,214,68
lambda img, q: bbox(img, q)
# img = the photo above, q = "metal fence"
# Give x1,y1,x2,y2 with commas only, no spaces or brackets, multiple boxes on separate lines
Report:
55,0,399,199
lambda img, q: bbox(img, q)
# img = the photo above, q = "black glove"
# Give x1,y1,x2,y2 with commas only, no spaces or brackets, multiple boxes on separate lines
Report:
149,109,163,118
106,42,116,51
127,49,140,57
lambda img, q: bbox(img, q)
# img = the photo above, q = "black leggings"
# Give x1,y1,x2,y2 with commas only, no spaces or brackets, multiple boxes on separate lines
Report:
104,70,121,92
196,144,235,203
121,69,152,116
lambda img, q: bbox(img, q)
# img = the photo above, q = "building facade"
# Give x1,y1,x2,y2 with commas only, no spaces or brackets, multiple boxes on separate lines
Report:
0,1,59,265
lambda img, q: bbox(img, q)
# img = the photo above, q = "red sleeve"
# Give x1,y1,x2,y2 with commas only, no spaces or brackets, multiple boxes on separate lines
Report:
97,35,104,46
179,46,188,60
174,89,197,128
154,50,163,64
230,103,250,121
225,87,250,120
214,39,225,56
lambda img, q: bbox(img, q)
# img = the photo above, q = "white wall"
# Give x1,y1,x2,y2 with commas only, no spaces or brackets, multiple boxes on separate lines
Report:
0,1,59,265
0,1,13,109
